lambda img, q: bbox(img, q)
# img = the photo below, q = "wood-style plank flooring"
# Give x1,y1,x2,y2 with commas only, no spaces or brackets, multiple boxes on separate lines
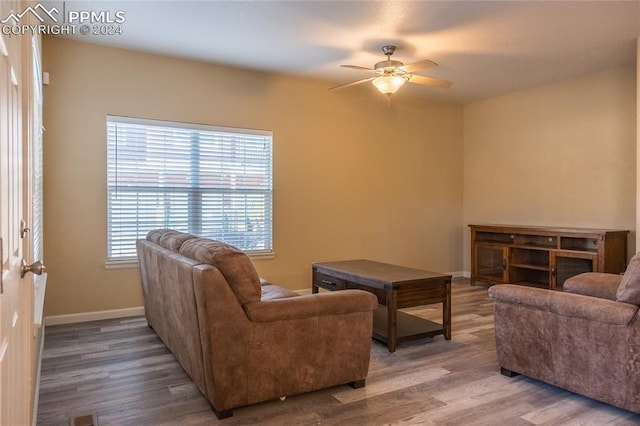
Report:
37,280,640,425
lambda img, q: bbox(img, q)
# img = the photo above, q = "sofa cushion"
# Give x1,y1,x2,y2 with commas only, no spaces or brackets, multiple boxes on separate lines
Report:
179,238,261,305
147,229,196,251
261,284,299,301
146,229,168,245
617,252,640,306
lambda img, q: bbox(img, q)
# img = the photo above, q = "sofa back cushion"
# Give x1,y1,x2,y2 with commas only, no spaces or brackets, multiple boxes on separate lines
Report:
617,252,640,306
179,238,261,305
147,229,196,251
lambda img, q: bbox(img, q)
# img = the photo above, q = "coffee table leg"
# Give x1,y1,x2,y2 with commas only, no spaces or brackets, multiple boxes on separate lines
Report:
387,290,397,352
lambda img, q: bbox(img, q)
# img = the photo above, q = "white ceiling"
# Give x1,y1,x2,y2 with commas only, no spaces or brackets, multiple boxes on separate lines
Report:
44,0,640,104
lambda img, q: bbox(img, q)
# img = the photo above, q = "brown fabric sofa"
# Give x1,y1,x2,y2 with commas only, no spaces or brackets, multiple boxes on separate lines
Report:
488,253,640,413
136,229,378,419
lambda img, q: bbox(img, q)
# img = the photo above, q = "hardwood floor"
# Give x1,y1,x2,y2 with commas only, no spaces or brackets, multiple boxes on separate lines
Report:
37,280,640,425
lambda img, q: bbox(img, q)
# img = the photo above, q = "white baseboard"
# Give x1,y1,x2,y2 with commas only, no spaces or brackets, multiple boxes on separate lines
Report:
44,306,145,326
448,271,471,279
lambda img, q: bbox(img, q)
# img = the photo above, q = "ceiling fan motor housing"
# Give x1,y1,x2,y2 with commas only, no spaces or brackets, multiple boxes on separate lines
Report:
376,45,404,73
374,59,404,73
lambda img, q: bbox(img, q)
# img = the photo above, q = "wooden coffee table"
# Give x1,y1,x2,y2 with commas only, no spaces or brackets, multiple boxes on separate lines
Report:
312,259,452,352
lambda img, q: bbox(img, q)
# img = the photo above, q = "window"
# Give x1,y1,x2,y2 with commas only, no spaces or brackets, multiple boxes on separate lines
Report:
106,116,273,262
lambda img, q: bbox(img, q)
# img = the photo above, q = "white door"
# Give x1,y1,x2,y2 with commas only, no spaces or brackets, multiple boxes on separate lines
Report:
0,1,43,424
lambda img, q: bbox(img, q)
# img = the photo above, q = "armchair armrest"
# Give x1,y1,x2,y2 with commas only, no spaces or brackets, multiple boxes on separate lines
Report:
244,290,378,323
563,272,622,301
489,284,637,325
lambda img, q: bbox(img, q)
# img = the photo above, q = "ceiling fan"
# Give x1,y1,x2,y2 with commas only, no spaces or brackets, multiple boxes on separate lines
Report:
330,45,452,97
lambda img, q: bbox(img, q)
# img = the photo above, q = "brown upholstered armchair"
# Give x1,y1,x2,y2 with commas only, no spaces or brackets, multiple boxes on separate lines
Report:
488,253,640,413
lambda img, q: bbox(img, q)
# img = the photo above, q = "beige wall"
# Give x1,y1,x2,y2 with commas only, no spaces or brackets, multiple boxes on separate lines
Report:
42,36,637,317
42,37,464,316
463,66,637,270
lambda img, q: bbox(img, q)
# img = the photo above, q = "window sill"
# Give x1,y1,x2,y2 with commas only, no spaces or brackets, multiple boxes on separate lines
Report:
105,259,139,270
104,251,275,270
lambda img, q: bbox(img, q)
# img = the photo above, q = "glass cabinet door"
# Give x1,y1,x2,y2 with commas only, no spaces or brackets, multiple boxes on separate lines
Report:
474,245,507,283
550,251,597,290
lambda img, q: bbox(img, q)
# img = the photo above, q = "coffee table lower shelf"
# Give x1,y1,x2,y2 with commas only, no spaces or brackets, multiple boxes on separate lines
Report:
372,307,446,346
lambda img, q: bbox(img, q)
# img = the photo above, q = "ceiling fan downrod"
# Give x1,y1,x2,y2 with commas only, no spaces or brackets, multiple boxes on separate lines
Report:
375,45,404,72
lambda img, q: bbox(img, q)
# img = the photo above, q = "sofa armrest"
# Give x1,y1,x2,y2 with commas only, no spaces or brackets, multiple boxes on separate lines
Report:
488,284,551,310
244,290,378,323
489,284,637,325
563,272,622,301
551,290,637,325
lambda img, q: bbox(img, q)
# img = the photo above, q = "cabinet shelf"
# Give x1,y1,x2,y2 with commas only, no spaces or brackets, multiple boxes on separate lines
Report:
511,263,550,271
475,231,514,245
514,244,553,251
514,234,557,249
559,246,597,254
560,237,599,253
470,225,628,290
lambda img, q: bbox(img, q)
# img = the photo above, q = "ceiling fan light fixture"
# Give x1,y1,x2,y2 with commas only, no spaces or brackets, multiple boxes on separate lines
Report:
372,75,406,95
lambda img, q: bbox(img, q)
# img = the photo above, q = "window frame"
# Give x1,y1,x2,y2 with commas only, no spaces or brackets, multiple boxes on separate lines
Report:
105,115,274,266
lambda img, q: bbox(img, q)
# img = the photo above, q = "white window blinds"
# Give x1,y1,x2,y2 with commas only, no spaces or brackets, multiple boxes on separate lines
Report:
106,116,273,261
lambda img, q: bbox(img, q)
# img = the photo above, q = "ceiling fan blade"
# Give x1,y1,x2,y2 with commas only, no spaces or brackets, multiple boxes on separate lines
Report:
407,74,452,89
398,59,438,74
329,76,376,90
340,64,376,71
